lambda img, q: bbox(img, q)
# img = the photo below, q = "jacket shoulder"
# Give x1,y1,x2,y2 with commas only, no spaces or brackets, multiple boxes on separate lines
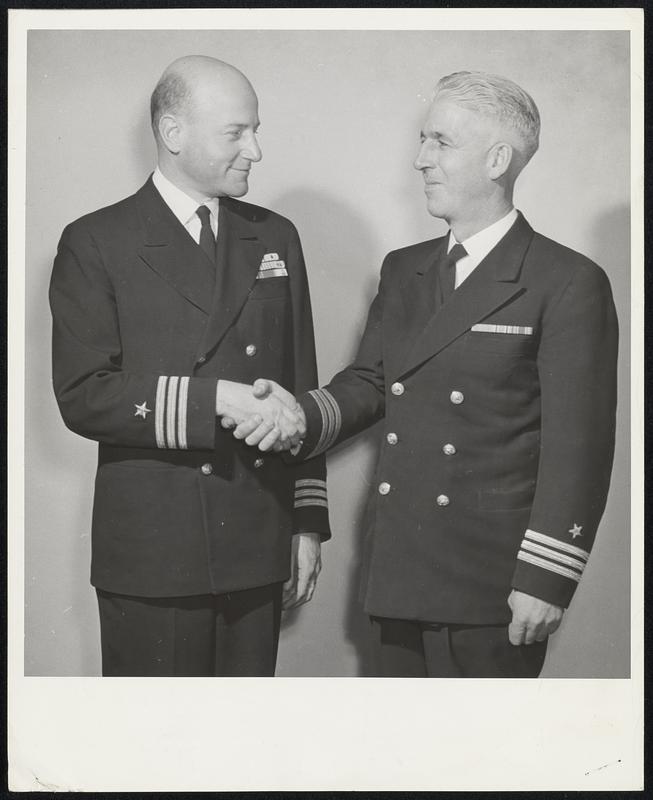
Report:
379,235,446,282
387,235,446,263
60,187,142,242
527,231,612,292
223,197,298,235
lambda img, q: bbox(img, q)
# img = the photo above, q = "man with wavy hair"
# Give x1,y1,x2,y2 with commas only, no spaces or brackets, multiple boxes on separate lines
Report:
237,71,618,678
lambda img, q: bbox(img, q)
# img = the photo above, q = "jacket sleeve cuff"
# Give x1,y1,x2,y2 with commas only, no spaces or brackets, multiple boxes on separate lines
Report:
184,377,219,450
292,505,331,542
292,476,331,541
511,528,590,608
284,388,342,463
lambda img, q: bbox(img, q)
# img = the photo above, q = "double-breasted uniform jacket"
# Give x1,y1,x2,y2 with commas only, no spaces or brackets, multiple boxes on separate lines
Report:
294,213,618,625
50,176,330,598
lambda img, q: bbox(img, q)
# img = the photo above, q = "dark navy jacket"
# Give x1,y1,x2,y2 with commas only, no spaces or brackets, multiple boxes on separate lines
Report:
294,214,617,624
50,177,330,597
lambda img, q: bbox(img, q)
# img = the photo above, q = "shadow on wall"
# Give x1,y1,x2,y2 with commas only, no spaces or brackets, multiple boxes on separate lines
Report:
267,186,383,364
26,254,99,676
587,202,630,285
131,105,155,179
280,428,382,676
333,428,383,676
531,200,631,678
271,188,383,676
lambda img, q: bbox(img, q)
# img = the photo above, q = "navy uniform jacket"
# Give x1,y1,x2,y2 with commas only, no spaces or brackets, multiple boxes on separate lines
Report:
293,213,617,624
50,177,330,598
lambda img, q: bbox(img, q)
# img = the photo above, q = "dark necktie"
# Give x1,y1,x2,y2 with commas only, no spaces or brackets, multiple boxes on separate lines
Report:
438,242,468,304
196,205,216,265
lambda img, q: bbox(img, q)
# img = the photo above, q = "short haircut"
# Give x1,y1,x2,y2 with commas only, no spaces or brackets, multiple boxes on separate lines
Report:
150,70,193,140
434,71,541,166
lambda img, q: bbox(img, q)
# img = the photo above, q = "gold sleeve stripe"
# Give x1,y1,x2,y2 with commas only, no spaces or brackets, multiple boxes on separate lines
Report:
308,390,331,457
155,375,190,450
177,376,189,450
521,540,587,573
517,551,581,582
525,528,589,561
294,488,328,500
166,376,179,449
294,498,329,510
307,388,341,459
155,376,168,449
295,478,327,490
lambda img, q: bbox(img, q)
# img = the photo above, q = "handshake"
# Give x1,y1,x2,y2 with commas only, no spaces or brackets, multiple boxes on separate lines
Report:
216,378,305,452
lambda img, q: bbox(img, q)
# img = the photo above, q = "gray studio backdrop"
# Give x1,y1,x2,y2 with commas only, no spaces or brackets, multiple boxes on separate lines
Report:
24,29,630,677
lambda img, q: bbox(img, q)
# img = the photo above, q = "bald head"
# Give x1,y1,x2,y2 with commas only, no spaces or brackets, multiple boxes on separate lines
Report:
150,56,255,143
150,55,261,201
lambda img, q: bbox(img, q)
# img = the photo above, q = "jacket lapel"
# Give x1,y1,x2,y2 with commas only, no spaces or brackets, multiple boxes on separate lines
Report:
398,213,535,378
386,238,447,373
136,177,214,314
196,198,268,359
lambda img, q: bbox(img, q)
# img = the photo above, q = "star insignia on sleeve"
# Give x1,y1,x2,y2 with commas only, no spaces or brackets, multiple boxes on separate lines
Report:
568,523,583,538
134,401,152,419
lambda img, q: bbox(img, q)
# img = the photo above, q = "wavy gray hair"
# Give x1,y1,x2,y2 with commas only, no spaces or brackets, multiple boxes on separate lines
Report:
434,71,541,167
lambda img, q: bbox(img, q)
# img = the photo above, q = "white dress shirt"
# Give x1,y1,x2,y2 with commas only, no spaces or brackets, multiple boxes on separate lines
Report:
152,166,220,243
448,207,519,289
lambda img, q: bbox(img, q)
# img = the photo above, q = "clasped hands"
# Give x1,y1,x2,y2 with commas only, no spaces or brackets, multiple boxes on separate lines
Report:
216,378,304,452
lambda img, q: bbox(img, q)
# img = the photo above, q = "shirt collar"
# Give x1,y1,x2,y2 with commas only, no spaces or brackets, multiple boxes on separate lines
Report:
152,167,220,226
448,207,519,262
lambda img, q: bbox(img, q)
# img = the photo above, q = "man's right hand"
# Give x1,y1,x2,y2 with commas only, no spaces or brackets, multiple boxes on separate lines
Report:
222,379,306,451
216,379,304,451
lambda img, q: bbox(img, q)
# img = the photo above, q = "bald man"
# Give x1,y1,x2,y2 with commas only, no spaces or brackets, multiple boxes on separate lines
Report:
49,56,329,676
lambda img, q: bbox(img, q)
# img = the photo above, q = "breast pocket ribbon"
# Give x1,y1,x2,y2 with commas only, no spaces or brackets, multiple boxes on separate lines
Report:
257,253,288,279
471,323,534,335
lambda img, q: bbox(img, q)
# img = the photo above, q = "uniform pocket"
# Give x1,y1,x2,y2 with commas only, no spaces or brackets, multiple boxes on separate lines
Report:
249,276,290,300
467,331,536,357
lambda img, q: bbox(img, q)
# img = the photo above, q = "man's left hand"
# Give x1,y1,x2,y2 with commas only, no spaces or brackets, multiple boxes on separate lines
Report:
283,532,321,610
507,589,564,645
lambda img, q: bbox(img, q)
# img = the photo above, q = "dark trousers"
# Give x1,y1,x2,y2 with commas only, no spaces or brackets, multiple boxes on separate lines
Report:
371,617,548,678
97,583,282,677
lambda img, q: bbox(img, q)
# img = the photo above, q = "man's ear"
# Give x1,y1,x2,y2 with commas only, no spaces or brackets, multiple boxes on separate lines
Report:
487,142,513,180
158,114,182,155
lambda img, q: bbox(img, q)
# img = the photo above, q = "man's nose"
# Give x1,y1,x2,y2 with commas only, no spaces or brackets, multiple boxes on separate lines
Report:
242,133,262,163
414,140,433,171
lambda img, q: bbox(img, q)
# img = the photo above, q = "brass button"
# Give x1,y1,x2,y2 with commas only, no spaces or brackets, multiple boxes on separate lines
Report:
450,390,464,405
201,463,213,475
442,443,456,456
378,482,391,495
254,458,264,469
391,382,405,396
245,344,257,357
386,432,398,445
436,494,450,507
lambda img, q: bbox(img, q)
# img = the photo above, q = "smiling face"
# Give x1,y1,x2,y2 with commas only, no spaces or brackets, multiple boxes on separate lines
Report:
162,69,262,201
414,98,500,228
